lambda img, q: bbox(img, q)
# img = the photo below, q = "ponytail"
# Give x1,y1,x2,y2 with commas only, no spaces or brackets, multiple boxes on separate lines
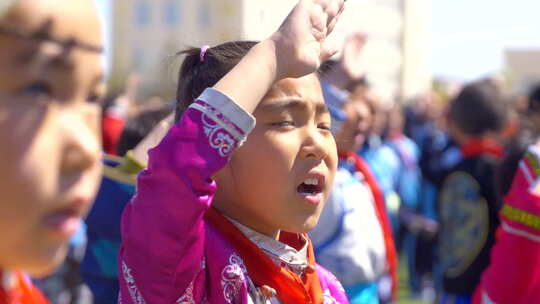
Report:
174,41,258,121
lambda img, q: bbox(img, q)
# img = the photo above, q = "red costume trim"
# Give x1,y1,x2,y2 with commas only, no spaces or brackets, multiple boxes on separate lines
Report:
0,271,49,304
205,208,324,304
338,152,399,300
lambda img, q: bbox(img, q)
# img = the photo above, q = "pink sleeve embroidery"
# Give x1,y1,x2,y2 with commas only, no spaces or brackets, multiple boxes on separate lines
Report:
119,88,255,303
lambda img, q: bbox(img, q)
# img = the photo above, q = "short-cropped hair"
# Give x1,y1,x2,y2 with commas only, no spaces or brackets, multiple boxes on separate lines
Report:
448,81,508,136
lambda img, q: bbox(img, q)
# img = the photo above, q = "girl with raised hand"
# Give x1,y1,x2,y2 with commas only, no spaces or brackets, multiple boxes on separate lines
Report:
118,0,349,303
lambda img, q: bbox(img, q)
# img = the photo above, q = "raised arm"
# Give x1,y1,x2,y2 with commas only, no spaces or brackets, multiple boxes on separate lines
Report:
119,89,255,303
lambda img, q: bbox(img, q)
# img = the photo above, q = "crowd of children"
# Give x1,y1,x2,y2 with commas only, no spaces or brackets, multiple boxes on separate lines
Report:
2,0,540,304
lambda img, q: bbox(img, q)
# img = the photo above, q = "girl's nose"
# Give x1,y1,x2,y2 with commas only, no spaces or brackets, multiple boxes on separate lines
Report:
58,107,101,173
299,126,329,161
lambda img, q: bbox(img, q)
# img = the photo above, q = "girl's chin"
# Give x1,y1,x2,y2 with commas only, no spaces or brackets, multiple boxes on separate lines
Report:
295,217,321,234
25,243,69,278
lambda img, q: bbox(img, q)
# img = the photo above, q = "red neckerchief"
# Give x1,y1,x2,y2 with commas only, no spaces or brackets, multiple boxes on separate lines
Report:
338,151,399,300
460,138,503,159
205,208,324,304
0,271,49,304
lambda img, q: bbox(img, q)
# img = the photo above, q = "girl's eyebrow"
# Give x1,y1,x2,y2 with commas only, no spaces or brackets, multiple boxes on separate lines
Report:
260,99,306,111
260,99,330,114
0,22,103,53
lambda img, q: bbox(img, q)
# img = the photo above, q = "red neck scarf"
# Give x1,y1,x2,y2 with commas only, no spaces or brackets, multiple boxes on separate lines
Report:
338,151,399,300
460,137,503,159
205,208,324,304
0,271,49,304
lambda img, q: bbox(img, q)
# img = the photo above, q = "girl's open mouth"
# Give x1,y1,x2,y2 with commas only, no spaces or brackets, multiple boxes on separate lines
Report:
297,176,324,205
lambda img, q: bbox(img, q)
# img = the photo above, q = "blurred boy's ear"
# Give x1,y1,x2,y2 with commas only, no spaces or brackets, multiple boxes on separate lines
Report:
0,0,16,18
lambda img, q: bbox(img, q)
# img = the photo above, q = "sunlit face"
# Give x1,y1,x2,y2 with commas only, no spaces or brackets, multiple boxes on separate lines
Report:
214,74,338,238
0,0,104,276
335,101,373,153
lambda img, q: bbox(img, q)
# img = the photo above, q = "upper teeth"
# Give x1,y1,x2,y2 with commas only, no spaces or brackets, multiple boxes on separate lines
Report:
304,178,318,185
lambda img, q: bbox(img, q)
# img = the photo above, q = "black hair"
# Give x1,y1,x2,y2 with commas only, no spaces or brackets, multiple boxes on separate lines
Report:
174,41,331,122
116,107,172,156
497,132,531,198
497,83,540,197
174,41,258,122
528,83,540,113
319,59,338,76
101,90,124,115
448,81,508,137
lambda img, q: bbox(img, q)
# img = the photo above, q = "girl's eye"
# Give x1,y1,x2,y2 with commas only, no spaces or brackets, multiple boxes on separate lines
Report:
318,124,332,131
87,93,103,104
272,121,295,127
22,82,52,98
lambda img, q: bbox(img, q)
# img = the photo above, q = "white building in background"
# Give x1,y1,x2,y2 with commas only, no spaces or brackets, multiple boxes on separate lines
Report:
108,0,432,102
504,49,540,95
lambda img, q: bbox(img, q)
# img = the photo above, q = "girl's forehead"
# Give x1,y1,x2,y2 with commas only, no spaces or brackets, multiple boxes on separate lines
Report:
257,78,329,117
1,0,103,52
262,74,324,105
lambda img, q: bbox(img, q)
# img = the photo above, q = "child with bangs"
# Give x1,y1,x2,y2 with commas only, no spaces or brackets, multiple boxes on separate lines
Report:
0,0,105,302
118,0,350,303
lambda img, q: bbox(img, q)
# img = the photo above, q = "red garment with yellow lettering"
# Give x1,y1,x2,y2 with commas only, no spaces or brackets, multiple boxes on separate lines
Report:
474,144,540,303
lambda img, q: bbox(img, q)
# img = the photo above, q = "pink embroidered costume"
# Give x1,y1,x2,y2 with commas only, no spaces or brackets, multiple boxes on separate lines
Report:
474,144,540,304
118,88,349,303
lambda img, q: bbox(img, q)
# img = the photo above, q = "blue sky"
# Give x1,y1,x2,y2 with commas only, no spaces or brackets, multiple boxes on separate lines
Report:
432,0,540,81
95,0,540,81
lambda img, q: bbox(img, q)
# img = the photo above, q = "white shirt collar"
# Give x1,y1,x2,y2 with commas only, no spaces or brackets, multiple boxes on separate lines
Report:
225,217,309,275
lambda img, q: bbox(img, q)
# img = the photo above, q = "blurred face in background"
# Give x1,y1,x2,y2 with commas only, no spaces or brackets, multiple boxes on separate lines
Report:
387,106,404,135
371,104,387,137
0,0,104,276
335,101,373,153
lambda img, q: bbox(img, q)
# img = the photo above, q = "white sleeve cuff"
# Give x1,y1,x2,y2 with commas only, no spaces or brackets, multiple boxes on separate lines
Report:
198,88,256,136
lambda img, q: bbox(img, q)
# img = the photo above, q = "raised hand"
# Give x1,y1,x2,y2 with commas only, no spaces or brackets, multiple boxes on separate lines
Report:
213,0,346,113
271,0,346,79
340,32,367,81
323,31,367,89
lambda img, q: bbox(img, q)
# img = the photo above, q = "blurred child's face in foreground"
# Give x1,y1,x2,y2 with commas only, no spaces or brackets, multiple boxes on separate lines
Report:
214,74,337,238
0,0,104,276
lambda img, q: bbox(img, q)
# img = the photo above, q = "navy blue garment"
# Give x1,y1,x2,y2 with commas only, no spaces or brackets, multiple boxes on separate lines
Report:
81,155,136,304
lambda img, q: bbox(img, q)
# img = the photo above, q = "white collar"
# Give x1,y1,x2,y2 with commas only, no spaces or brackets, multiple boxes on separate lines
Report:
226,217,309,275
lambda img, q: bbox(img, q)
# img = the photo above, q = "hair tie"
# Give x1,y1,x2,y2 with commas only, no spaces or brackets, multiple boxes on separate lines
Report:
200,45,210,63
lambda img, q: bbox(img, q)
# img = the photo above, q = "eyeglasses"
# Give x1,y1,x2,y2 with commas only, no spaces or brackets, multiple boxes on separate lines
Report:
0,23,103,53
